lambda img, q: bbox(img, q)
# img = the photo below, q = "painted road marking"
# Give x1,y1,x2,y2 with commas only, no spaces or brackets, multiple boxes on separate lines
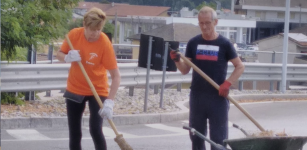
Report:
6,129,50,140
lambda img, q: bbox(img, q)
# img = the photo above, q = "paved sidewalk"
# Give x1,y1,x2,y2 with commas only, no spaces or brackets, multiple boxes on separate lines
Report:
1,90,307,129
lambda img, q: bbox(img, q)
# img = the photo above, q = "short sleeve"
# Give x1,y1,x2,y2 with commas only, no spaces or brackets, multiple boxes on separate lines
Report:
101,38,118,70
225,41,238,61
60,29,75,54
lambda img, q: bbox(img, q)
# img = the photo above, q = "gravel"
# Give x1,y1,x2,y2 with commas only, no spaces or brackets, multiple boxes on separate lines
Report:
1,89,306,118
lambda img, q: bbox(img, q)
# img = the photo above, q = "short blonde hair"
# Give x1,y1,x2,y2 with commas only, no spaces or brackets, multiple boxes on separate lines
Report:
198,6,217,20
84,7,106,30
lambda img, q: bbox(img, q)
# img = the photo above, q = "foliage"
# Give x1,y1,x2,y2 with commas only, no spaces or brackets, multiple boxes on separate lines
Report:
1,92,25,105
1,0,81,60
83,0,231,10
67,18,115,37
101,0,111,4
1,46,28,61
196,1,217,10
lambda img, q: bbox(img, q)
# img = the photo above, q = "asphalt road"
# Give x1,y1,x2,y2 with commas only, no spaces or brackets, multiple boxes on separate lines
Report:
2,101,307,150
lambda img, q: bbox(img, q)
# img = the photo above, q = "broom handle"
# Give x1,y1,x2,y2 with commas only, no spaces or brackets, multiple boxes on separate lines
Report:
178,52,266,132
65,35,120,135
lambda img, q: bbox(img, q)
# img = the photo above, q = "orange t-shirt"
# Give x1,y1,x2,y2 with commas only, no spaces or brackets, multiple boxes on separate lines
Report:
61,27,117,97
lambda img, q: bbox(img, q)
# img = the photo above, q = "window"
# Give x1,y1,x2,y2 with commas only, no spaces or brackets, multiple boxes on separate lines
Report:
290,12,295,19
255,11,262,18
277,12,285,18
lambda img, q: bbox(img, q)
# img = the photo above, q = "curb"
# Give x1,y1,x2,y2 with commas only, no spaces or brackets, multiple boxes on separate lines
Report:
1,94,307,129
1,100,189,129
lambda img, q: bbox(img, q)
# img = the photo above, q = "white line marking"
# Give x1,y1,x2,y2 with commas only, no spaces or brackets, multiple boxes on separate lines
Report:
6,129,50,140
145,124,187,134
84,127,138,138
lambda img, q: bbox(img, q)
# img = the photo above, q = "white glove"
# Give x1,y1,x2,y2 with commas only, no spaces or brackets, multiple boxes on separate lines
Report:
64,50,81,63
98,99,114,119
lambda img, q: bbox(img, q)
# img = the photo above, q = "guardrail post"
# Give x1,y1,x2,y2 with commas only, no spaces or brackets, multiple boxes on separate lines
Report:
270,51,276,91
277,81,281,91
252,81,257,90
154,85,159,94
239,81,243,91
270,81,274,91
177,83,182,92
48,44,54,64
25,45,36,101
45,91,51,97
129,86,134,96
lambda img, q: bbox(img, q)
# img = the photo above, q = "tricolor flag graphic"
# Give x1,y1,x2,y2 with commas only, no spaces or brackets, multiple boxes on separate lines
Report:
196,45,219,61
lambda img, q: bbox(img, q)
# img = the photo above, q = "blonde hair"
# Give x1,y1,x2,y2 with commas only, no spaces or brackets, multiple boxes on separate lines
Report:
83,7,106,30
198,6,217,20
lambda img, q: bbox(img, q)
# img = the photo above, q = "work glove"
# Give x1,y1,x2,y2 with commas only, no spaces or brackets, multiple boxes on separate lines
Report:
98,99,114,119
170,49,180,62
64,50,81,63
219,80,231,97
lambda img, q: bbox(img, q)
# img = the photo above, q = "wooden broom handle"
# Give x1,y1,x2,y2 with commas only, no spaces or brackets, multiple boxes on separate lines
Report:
65,35,120,135
178,52,266,132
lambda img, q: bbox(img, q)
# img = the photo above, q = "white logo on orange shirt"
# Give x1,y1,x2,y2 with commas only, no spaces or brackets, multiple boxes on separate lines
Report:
86,61,95,65
89,53,98,60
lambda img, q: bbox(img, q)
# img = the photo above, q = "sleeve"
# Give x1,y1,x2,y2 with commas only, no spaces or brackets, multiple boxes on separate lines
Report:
225,40,238,61
101,38,118,70
60,29,75,54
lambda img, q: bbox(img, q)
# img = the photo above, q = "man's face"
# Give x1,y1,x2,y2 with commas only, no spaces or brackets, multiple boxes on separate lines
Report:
198,13,217,36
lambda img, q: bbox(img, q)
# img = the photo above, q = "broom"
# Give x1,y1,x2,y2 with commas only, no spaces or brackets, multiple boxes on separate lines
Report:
177,52,266,132
65,35,133,150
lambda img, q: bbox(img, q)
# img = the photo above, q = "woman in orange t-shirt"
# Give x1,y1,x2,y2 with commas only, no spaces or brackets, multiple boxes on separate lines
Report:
56,7,120,150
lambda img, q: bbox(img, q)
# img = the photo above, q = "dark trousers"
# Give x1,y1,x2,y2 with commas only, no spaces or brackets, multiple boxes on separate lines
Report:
66,96,106,150
189,91,229,150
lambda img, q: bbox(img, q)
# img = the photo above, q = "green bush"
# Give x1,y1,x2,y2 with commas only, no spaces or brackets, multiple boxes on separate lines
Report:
1,92,25,105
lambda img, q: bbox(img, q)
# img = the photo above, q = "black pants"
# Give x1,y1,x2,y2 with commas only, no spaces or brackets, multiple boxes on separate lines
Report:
66,96,106,150
189,91,229,150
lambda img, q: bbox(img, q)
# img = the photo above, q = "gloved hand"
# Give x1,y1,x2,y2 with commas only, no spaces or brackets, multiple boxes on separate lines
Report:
219,80,231,97
169,50,180,62
64,50,81,63
98,99,114,119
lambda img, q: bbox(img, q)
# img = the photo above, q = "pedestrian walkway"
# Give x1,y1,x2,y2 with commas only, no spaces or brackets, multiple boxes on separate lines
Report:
1,120,243,142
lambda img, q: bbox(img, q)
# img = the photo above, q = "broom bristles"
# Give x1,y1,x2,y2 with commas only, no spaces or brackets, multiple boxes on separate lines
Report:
114,134,133,150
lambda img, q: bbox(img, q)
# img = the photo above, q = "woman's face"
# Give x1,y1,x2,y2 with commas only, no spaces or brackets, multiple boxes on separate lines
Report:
84,26,102,42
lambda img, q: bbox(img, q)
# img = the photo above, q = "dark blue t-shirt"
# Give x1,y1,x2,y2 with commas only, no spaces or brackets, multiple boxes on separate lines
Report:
185,34,237,94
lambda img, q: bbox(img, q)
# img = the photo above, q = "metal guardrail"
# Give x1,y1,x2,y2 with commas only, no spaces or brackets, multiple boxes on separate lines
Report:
1,59,139,64
1,62,307,92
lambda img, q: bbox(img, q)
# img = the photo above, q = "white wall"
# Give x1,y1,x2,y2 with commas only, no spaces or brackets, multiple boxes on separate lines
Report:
257,36,298,64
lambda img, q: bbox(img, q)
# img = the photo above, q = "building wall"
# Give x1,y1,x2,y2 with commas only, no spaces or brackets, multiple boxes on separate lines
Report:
257,37,297,64
246,9,307,23
132,40,140,59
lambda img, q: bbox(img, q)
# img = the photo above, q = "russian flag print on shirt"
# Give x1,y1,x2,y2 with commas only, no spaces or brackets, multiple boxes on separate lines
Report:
196,45,219,61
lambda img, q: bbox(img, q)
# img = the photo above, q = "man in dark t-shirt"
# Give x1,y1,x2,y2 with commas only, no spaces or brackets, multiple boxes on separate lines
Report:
170,6,244,150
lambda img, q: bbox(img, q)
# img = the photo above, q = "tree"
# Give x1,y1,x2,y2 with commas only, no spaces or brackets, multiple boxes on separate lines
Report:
67,18,115,37
196,1,217,10
1,0,81,60
101,0,111,4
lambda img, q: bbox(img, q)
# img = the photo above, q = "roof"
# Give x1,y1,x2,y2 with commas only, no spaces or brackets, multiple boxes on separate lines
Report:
76,2,171,17
236,0,307,7
290,25,307,36
255,33,307,47
127,23,201,43
288,33,307,46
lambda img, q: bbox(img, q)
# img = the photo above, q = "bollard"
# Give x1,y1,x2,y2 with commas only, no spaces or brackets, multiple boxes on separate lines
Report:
129,86,134,96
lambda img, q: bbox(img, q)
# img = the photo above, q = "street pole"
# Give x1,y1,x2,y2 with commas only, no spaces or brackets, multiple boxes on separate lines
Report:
299,4,301,27
281,0,291,93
